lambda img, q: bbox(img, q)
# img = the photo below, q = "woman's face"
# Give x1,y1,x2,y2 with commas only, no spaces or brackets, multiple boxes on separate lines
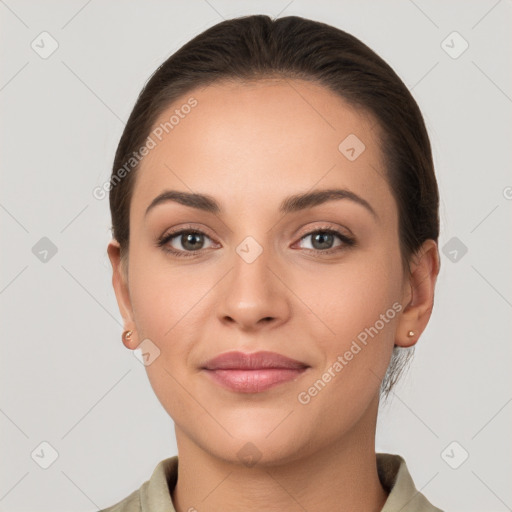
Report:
109,79,422,465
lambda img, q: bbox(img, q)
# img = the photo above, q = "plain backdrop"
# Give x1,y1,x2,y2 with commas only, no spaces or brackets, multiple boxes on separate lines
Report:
1,1,511,511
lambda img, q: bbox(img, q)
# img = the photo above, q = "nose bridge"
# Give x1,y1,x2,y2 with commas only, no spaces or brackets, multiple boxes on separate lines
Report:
231,232,276,303
217,229,290,329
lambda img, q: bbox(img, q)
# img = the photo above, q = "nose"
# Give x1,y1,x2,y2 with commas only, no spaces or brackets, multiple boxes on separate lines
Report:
215,243,292,332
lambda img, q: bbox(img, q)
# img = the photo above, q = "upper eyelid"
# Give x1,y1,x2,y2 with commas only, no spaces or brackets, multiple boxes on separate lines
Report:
161,223,352,245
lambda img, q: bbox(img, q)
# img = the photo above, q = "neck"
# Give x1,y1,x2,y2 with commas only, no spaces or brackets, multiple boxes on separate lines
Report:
171,398,387,512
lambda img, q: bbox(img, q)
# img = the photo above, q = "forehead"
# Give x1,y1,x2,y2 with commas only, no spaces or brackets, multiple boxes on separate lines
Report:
131,78,395,224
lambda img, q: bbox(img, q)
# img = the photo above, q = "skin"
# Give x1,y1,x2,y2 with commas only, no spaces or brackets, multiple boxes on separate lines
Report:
107,78,440,512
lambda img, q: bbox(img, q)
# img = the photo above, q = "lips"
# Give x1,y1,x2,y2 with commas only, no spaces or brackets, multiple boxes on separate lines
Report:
201,351,310,393
203,350,309,370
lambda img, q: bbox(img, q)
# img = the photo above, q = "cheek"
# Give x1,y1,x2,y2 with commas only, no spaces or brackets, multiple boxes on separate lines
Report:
127,254,199,413
296,245,400,329
292,248,401,386
128,245,198,338
127,248,217,381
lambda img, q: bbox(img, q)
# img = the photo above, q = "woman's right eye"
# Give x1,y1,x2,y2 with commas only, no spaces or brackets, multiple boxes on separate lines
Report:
157,229,216,258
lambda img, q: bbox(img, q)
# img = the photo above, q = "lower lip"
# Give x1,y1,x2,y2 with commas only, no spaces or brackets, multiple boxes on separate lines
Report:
203,368,308,393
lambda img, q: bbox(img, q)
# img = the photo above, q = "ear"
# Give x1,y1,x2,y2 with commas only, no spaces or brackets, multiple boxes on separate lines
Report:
107,239,139,349
395,239,440,348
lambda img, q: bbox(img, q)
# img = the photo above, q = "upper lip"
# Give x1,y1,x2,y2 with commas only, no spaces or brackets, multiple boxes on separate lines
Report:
202,351,309,370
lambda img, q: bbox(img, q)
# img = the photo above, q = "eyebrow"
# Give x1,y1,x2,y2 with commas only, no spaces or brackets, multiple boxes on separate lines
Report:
145,188,378,220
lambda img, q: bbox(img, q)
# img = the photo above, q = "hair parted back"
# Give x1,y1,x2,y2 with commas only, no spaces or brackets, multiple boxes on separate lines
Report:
109,14,440,398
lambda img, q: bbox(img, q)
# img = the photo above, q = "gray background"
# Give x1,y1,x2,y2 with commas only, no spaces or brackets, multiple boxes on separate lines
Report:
1,1,511,511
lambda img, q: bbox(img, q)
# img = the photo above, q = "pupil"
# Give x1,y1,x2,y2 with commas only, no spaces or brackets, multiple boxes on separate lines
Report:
314,232,333,249
183,233,203,250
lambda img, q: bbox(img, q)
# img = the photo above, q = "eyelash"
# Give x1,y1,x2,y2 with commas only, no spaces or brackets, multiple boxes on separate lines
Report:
156,224,357,259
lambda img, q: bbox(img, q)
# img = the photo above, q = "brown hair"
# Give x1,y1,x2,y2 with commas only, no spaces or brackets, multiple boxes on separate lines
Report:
109,14,440,397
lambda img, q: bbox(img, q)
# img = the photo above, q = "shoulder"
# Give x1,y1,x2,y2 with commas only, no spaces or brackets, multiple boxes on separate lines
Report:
96,456,179,512
98,488,141,512
377,453,444,512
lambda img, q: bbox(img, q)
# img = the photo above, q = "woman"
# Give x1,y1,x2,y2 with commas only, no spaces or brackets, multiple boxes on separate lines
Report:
102,14,442,512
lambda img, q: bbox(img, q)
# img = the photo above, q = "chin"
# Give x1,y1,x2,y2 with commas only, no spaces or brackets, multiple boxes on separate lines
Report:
196,422,314,468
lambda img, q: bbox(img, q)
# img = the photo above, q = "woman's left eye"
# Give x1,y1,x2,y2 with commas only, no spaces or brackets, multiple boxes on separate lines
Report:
157,226,356,258
295,229,356,254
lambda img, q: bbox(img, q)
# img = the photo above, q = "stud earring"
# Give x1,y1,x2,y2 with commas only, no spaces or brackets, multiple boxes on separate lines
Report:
122,330,133,343
407,330,415,337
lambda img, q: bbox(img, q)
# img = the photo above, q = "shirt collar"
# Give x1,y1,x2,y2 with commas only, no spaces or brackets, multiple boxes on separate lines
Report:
377,453,443,511
137,453,442,512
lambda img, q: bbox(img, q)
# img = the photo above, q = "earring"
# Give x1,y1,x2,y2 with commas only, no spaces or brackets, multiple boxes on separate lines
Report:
407,330,415,337
122,330,133,343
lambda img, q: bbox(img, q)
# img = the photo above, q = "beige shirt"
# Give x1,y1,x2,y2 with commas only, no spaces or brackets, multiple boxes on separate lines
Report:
99,453,443,512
